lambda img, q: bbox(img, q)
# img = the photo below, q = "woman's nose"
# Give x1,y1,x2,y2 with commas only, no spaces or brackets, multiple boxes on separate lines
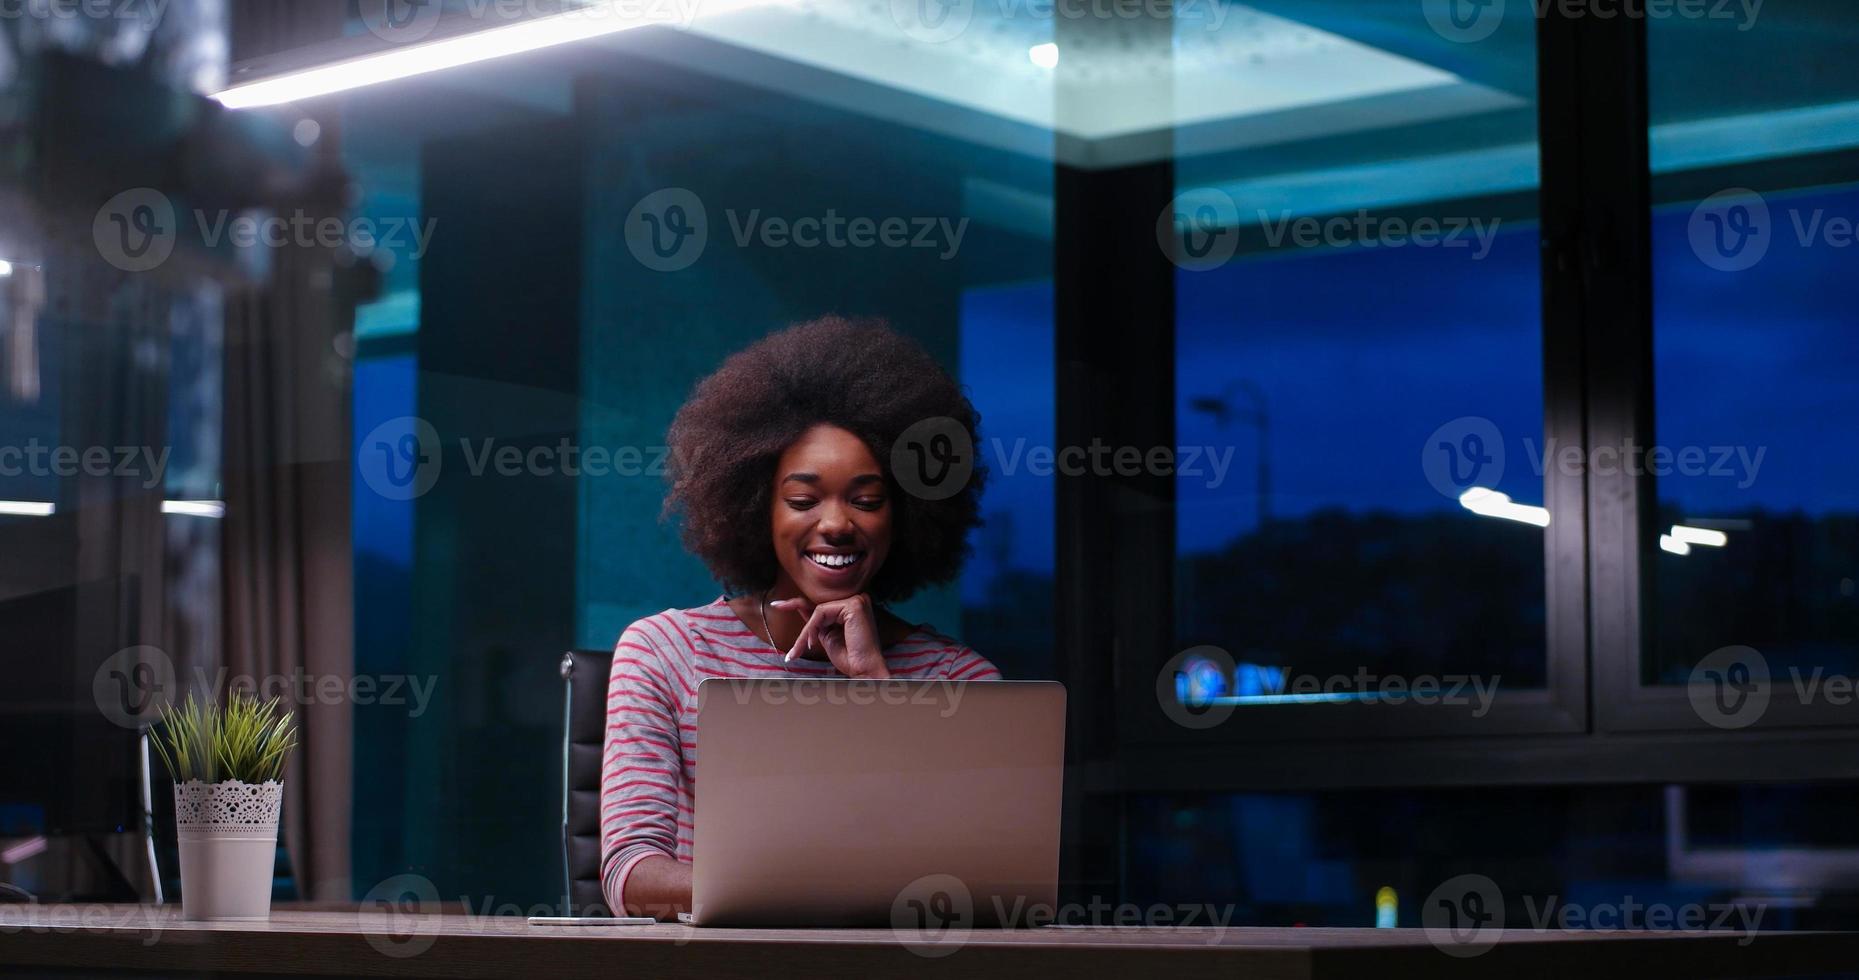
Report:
815,502,855,537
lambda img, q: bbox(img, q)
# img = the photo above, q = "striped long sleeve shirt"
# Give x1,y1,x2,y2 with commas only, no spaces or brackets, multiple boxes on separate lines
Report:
598,597,1002,915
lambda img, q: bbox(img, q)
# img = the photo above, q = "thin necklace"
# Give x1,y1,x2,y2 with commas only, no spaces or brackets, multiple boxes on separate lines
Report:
755,589,780,652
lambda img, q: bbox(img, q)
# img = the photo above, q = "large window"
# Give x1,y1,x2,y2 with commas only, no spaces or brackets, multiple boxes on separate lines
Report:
1645,5,1859,694
1160,1,1558,738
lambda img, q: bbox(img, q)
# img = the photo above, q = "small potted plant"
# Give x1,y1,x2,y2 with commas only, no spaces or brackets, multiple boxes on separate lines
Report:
151,692,298,921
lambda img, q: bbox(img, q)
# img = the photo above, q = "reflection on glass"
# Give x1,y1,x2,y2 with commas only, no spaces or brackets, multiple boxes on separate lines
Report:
1647,5,1859,685
1172,1,1546,698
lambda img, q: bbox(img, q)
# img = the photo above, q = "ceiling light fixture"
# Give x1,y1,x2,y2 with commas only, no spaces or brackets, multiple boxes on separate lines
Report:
215,0,787,110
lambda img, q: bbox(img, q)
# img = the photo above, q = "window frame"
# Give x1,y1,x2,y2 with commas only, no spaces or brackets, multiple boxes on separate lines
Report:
1063,4,1859,800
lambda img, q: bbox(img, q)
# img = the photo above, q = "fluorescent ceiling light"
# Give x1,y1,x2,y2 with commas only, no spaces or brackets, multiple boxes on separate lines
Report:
1669,525,1729,548
1659,534,1691,556
1028,43,1059,70
0,501,55,517
214,0,786,110
1458,488,1551,528
163,500,226,518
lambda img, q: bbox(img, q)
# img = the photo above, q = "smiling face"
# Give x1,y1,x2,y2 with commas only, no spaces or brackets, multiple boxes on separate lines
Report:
768,424,894,602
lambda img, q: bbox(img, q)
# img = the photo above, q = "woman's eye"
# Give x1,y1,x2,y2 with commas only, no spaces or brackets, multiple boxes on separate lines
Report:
784,498,818,510
853,496,886,511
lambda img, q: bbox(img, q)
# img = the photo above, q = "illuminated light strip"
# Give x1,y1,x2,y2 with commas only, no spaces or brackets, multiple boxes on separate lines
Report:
1669,524,1728,548
214,0,787,110
162,500,226,518
0,501,55,517
1457,487,1551,528
1204,691,1391,706
1659,534,1691,556
2,835,48,864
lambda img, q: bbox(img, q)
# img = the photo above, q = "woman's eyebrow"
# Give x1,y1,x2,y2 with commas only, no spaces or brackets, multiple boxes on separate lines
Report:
780,473,821,486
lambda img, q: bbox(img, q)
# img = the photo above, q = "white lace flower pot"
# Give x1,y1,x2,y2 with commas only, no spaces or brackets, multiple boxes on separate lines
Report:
174,780,282,921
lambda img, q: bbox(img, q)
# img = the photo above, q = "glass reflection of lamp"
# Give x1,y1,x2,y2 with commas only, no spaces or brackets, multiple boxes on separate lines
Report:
1175,653,1230,707
1375,886,1397,928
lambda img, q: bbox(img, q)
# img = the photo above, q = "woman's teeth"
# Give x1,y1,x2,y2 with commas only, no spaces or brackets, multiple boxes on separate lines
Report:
808,552,862,569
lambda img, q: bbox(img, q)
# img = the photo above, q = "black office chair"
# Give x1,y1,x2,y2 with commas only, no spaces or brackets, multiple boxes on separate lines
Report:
560,648,615,916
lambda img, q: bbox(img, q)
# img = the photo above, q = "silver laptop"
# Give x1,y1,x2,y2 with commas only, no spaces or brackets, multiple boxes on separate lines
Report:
691,677,1065,927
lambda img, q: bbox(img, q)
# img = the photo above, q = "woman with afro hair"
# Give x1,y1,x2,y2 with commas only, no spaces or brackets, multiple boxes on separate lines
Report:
598,316,1001,919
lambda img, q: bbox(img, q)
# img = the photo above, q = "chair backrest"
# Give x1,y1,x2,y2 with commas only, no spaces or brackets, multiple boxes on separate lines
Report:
561,648,614,916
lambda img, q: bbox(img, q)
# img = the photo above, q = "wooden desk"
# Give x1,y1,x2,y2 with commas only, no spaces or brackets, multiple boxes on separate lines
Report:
2,906,1856,979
